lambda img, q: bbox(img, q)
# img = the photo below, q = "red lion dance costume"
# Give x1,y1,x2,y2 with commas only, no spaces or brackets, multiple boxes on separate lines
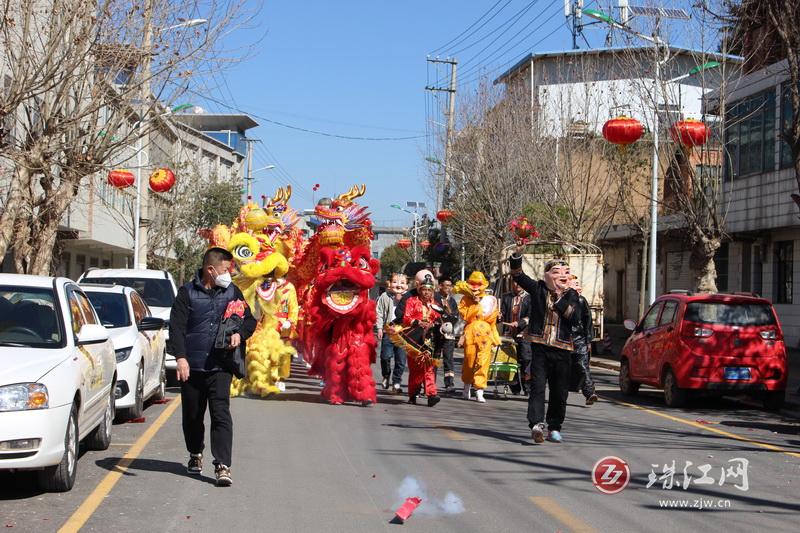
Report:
292,185,380,405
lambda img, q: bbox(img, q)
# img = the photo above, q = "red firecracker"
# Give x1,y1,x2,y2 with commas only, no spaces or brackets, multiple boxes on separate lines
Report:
602,116,644,146
149,168,176,193
396,238,412,249
669,119,709,147
436,209,454,224
107,169,135,189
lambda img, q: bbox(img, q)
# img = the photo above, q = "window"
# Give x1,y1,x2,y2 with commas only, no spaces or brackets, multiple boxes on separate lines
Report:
780,83,796,169
725,90,776,180
89,257,99,268
658,300,679,326
84,277,175,308
0,286,63,348
641,302,663,331
685,302,776,326
753,244,764,297
76,254,86,277
85,292,130,328
715,243,729,292
75,291,98,325
774,241,794,304
130,292,150,324
741,242,752,293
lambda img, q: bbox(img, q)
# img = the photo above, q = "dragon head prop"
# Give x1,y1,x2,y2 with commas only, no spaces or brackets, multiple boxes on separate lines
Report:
314,245,378,316
313,184,371,247
228,231,289,302
264,185,302,260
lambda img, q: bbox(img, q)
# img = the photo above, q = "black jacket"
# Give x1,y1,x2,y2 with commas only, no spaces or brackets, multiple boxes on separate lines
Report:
509,254,579,350
392,288,417,324
570,295,593,356
168,271,256,371
500,291,531,337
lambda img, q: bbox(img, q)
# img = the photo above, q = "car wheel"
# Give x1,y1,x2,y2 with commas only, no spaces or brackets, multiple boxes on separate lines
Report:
86,387,114,450
152,356,167,401
37,403,78,492
663,368,687,407
619,359,640,396
762,390,785,411
119,363,145,421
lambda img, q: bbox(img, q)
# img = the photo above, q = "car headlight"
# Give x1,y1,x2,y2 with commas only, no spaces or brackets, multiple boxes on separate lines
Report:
0,383,49,412
115,347,133,363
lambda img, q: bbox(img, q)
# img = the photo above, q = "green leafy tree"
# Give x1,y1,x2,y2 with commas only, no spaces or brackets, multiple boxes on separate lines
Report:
379,245,411,280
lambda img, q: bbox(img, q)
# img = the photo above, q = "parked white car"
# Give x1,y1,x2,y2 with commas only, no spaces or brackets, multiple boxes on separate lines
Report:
81,284,167,421
0,275,116,492
78,269,178,375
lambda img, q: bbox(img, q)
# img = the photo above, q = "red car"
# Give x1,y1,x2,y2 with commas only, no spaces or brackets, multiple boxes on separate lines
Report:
620,292,788,410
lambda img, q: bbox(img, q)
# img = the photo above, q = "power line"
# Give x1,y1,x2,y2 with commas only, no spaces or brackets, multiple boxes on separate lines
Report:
429,0,513,56
449,0,541,57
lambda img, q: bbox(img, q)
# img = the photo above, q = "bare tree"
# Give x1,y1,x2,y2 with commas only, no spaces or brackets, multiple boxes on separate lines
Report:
0,0,259,274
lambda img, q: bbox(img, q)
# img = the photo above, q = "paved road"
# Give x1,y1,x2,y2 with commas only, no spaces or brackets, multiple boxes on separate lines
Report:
2,360,800,533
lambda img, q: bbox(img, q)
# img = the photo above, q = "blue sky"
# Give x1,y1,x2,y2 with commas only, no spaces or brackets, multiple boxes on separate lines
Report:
197,0,707,225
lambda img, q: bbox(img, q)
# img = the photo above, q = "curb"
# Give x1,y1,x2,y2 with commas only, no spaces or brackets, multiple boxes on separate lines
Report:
590,357,800,415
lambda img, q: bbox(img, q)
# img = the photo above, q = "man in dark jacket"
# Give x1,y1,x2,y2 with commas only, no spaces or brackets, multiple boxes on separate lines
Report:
433,275,459,393
509,247,581,444
567,276,597,405
168,247,256,486
500,280,532,395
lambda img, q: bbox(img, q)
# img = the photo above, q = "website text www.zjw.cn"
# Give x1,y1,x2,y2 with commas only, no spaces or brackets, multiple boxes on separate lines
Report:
658,498,732,510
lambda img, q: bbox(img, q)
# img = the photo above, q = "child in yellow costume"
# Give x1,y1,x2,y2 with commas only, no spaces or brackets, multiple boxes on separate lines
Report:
274,278,299,392
454,271,500,403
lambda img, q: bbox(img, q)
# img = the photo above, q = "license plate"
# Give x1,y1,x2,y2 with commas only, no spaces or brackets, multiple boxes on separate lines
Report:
724,367,751,380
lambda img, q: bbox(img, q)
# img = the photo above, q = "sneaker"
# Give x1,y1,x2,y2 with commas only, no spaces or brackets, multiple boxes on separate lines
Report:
475,389,486,403
585,394,598,406
215,464,232,487
462,384,472,400
187,453,202,475
277,381,286,392
547,430,563,443
427,395,441,407
381,377,390,390
531,423,546,444
408,395,417,405
392,383,402,395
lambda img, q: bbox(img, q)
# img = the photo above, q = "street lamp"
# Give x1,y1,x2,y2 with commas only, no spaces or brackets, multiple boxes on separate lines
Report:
390,203,422,261
584,8,720,305
163,18,209,32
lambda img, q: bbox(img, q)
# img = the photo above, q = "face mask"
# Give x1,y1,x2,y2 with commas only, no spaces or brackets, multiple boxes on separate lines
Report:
213,267,232,289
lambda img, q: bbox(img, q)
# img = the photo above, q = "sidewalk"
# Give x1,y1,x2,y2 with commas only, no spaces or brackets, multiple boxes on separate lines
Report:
592,323,800,412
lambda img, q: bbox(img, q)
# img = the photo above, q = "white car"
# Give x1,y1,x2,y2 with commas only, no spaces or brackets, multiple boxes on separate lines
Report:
0,275,116,492
78,269,178,375
82,284,167,421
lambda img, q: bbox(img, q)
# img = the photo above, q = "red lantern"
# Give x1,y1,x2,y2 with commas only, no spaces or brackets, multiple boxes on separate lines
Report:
420,240,430,250
602,116,644,146
107,169,135,189
436,209,454,224
396,238,411,249
149,168,176,193
669,119,709,147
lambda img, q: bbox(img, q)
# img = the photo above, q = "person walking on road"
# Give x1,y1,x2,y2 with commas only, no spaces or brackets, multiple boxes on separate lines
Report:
168,247,256,486
433,275,459,393
508,248,581,444
375,273,408,394
500,280,532,395
567,275,597,406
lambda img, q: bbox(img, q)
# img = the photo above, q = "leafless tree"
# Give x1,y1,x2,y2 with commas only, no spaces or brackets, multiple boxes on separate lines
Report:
0,0,259,274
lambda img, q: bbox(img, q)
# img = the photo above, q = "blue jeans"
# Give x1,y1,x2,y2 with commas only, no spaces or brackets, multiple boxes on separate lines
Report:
379,335,406,385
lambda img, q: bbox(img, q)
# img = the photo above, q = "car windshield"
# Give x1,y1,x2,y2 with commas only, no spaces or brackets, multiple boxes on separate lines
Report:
0,286,63,348
84,292,130,328
684,302,777,327
84,277,174,308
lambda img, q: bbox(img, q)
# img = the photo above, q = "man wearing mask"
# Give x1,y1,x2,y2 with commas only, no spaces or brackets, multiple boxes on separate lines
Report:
375,273,408,394
168,248,256,486
500,280,532,395
508,247,580,444
433,275,459,393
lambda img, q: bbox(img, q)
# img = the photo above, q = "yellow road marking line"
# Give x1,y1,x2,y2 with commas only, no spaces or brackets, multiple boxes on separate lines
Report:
602,396,800,459
434,425,468,441
529,496,598,533
58,397,182,533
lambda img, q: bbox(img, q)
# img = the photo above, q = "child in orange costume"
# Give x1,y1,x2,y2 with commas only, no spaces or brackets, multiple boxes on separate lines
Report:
455,271,500,403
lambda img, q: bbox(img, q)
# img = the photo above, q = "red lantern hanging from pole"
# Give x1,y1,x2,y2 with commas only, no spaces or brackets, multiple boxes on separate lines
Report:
107,169,135,189
436,209,454,224
396,238,411,249
149,168,176,193
420,240,431,251
669,119,709,148
602,116,644,146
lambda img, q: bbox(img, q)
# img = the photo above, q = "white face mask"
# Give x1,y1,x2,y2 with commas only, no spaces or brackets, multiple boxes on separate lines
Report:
212,267,232,289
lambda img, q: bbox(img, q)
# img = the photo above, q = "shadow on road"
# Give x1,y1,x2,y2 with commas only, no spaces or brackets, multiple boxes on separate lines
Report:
95,457,217,486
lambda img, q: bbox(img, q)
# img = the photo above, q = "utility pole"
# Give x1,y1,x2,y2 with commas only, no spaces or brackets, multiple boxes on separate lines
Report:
564,0,585,50
243,138,260,203
425,57,457,210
